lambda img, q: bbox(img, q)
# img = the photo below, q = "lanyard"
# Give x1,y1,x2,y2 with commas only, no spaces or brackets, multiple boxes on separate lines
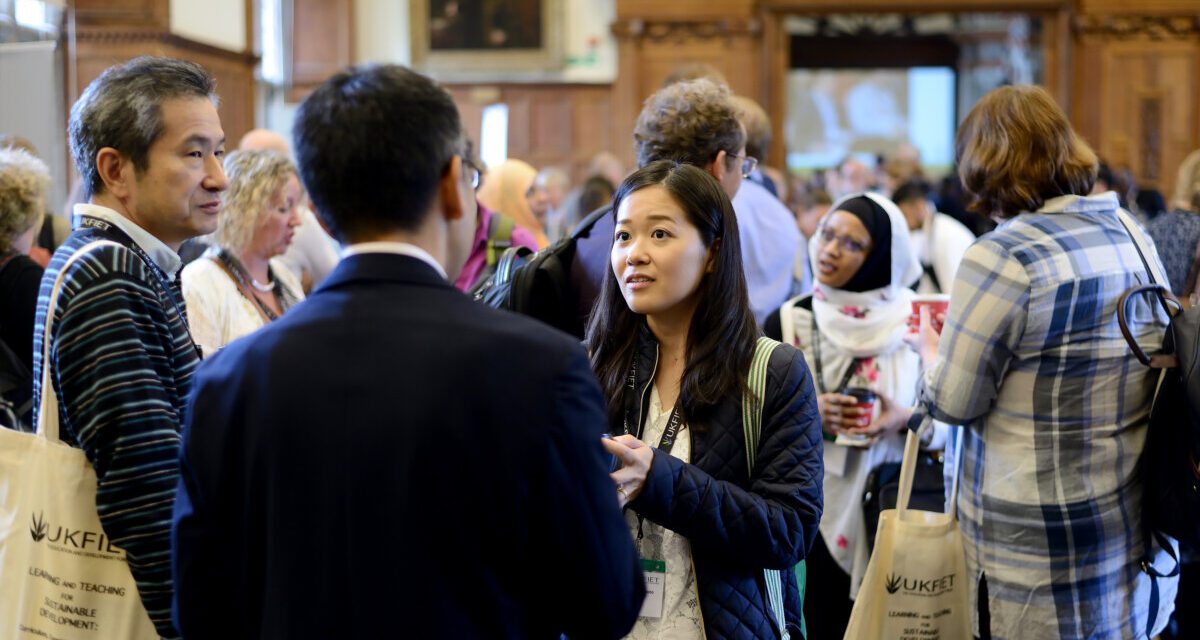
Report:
76,215,202,360
622,353,684,454
654,405,683,455
623,352,684,540
810,311,861,394
212,248,293,322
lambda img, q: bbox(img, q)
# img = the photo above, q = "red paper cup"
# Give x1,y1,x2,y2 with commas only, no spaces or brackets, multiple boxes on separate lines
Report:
843,387,875,428
909,294,950,334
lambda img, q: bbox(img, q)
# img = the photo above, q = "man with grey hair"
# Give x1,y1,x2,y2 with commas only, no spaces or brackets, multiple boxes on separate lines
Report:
30,55,227,638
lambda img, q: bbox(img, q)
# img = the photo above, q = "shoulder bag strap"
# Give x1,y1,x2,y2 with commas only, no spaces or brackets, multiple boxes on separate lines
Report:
1117,213,1172,315
742,336,790,639
1116,215,1185,637
35,240,123,443
779,297,798,347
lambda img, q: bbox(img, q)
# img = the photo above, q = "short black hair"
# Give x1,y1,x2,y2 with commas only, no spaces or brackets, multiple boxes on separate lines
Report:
293,64,462,241
69,56,217,200
891,179,931,205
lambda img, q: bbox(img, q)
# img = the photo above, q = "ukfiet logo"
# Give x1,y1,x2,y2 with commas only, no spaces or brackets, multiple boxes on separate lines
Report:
30,511,48,542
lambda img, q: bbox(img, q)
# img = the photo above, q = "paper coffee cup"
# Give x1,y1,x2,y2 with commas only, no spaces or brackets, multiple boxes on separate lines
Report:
843,386,876,429
910,294,950,334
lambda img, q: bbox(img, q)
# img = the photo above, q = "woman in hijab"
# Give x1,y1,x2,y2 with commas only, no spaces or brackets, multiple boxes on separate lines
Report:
775,192,947,639
476,158,549,247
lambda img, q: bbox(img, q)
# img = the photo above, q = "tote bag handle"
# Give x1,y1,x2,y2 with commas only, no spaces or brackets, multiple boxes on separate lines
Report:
34,240,122,443
896,424,964,521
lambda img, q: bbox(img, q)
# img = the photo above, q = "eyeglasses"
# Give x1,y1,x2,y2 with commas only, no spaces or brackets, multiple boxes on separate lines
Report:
819,227,869,254
728,151,758,179
461,157,482,190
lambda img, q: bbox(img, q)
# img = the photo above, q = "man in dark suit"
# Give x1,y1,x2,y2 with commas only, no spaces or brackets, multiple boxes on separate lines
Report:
171,64,643,639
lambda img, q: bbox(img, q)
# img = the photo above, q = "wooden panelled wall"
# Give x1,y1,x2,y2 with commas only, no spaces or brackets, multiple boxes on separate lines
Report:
1072,12,1200,196
62,1,1200,198
446,0,1199,199
446,84,616,183
70,0,258,151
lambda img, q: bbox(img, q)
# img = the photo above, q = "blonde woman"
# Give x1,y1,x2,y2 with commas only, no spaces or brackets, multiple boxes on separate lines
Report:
0,147,50,409
182,150,304,353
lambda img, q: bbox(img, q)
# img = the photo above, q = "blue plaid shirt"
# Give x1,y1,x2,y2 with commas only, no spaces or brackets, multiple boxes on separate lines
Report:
915,193,1178,639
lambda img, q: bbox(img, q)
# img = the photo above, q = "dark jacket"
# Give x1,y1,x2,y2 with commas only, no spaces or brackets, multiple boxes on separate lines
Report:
621,327,824,638
172,253,644,639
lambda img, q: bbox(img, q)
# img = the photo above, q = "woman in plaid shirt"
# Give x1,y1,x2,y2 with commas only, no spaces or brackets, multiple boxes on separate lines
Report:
909,85,1179,639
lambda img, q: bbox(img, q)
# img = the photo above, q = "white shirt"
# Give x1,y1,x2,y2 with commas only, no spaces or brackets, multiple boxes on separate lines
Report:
276,206,340,290
731,181,801,325
73,203,181,276
181,257,304,355
342,241,448,280
909,212,975,294
624,386,704,640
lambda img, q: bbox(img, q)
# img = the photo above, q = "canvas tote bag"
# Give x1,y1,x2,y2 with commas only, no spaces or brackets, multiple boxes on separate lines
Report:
843,427,970,640
0,240,157,639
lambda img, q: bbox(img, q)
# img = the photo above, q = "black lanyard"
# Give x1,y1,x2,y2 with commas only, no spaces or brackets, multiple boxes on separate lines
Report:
811,312,861,394
76,215,202,360
622,355,684,455
654,405,683,455
212,248,294,322
622,353,684,540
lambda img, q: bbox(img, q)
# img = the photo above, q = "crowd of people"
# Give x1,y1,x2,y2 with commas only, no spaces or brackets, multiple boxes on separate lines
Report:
0,53,1197,640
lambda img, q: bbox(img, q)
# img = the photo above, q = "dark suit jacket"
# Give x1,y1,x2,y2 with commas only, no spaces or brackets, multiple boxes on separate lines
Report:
172,253,643,639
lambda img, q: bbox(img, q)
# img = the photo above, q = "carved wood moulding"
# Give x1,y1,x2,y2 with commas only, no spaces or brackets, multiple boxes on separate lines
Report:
74,28,260,64
1073,15,1200,40
611,18,762,43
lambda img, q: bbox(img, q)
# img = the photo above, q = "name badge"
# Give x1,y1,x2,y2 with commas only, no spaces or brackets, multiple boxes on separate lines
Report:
639,559,666,619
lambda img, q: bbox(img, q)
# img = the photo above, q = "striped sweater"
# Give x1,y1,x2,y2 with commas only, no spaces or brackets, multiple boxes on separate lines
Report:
32,225,199,639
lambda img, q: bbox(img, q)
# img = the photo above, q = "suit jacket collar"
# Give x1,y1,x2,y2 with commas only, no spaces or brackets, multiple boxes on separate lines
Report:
313,253,454,295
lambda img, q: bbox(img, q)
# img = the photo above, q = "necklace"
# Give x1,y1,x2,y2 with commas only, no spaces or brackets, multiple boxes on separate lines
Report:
213,248,289,322
249,277,275,293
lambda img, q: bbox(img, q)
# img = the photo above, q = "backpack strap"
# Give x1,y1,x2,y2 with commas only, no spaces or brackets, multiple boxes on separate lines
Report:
742,336,790,639
485,213,517,267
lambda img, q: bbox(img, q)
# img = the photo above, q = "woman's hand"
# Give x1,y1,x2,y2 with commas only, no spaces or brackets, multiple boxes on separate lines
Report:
817,393,870,435
842,389,912,444
903,305,943,369
602,434,654,508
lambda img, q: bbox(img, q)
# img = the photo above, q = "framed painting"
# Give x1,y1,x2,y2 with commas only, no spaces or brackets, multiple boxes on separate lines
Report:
410,0,563,78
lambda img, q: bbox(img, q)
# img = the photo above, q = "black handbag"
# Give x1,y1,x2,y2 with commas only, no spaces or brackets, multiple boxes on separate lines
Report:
1116,215,1196,637
1116,216,1200,550
862,450,947,554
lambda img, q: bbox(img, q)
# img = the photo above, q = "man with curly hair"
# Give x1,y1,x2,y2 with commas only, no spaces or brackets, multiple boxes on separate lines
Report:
571,78,799,325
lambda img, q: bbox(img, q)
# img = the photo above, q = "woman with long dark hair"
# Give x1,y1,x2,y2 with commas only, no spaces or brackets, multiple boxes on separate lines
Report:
590,160,823,639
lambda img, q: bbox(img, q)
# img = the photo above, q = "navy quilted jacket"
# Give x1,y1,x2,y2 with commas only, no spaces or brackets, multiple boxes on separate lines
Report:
620,330,824,639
